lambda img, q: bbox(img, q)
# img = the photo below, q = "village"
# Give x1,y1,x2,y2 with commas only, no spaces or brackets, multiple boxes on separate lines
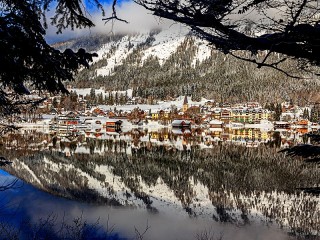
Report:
2,87,317,151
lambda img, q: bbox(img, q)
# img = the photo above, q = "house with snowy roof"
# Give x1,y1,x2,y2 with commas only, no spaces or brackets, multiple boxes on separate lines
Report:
172,119,192,128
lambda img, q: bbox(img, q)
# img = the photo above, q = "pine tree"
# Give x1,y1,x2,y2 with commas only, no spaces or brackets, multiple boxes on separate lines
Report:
310,106,320,123
90,88,96,104
115,92,119,105
0,0,101,115
52,97,59,109
274,103,282,121
97,93,104,104
302,109,310,120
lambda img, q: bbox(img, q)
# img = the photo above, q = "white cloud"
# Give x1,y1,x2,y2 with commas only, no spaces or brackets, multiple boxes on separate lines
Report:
45,1,175,43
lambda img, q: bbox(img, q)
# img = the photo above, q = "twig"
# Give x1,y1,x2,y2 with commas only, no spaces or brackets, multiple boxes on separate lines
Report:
134,220,150,240
0,178,21,192
228,51,305,79
102,0,129,23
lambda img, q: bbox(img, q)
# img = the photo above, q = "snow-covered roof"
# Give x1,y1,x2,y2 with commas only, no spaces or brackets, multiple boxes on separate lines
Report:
209,120,223,125
172,119,191,125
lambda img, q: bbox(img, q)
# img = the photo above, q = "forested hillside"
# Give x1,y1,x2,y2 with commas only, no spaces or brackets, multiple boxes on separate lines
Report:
56,28,320,104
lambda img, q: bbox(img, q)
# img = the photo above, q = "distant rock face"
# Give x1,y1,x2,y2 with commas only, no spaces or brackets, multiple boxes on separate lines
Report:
54,26,320,104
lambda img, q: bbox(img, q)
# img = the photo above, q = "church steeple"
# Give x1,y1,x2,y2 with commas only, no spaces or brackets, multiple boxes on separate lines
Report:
183,95,188,105
183,96,188,112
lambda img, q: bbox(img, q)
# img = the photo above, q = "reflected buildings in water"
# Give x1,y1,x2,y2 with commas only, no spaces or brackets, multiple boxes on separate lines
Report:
1,126,320,238
1,124,313,157
0,125,273,163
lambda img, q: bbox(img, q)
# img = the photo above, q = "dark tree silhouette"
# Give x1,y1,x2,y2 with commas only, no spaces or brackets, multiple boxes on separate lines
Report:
135,0,320,76
0,0,107,116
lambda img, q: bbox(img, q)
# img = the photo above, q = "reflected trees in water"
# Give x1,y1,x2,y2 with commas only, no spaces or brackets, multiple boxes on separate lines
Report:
1,131,320,237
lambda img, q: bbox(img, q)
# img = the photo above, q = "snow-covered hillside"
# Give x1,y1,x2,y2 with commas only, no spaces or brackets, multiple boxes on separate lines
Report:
56,26,320,104
90,26,212,76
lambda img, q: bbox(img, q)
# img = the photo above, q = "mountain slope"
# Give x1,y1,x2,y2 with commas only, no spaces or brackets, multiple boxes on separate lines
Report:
57,27,320,104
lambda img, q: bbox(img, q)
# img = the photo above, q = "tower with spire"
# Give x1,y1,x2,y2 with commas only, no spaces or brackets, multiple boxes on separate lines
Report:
182,95,188,112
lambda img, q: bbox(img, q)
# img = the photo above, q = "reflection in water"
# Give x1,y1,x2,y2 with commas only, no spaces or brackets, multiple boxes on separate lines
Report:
0,129,320,239
0,171,290,240
0,126,312,155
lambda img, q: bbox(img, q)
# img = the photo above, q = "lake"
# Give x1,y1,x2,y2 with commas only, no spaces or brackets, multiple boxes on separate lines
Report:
0,128,319,239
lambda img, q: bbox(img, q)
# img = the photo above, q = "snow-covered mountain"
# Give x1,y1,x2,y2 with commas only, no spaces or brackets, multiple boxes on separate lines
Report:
55,26,320,104
56,26,211,74
91,27,211,76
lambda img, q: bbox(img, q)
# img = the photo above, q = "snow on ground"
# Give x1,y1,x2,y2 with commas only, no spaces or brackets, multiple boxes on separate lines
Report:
69,88,92,96
95,34,150,76
138,176,191,217
93,26,197,76
12,160,44,187
192,39,213,66
141,26,189,65
74,146,91,154
98,96,206,112
190,178,217,216
95,165,148,207
70,88,133,99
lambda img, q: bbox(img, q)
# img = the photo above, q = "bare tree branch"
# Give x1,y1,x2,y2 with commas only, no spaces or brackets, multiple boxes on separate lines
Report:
0,178,20,192
228,51,303,79
102,0,129,23
134,220,150,240
135,0,320,75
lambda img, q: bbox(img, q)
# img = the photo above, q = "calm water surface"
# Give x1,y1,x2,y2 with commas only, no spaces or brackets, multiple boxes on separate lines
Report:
0,129,319,239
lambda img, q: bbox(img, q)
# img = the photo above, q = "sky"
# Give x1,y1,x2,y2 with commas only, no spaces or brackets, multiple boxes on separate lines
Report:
45,0,174,43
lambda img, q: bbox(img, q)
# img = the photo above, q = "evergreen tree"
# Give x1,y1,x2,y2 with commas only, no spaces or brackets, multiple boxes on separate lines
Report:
274,103,282,121
302,109,310,120
0,0,101,115
108,92,114,105
52,97,59,109
70,91,78,103
115,92,119,105
90,88,96,104
97,93,104,104
119,94,126,105
310,106,320,123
